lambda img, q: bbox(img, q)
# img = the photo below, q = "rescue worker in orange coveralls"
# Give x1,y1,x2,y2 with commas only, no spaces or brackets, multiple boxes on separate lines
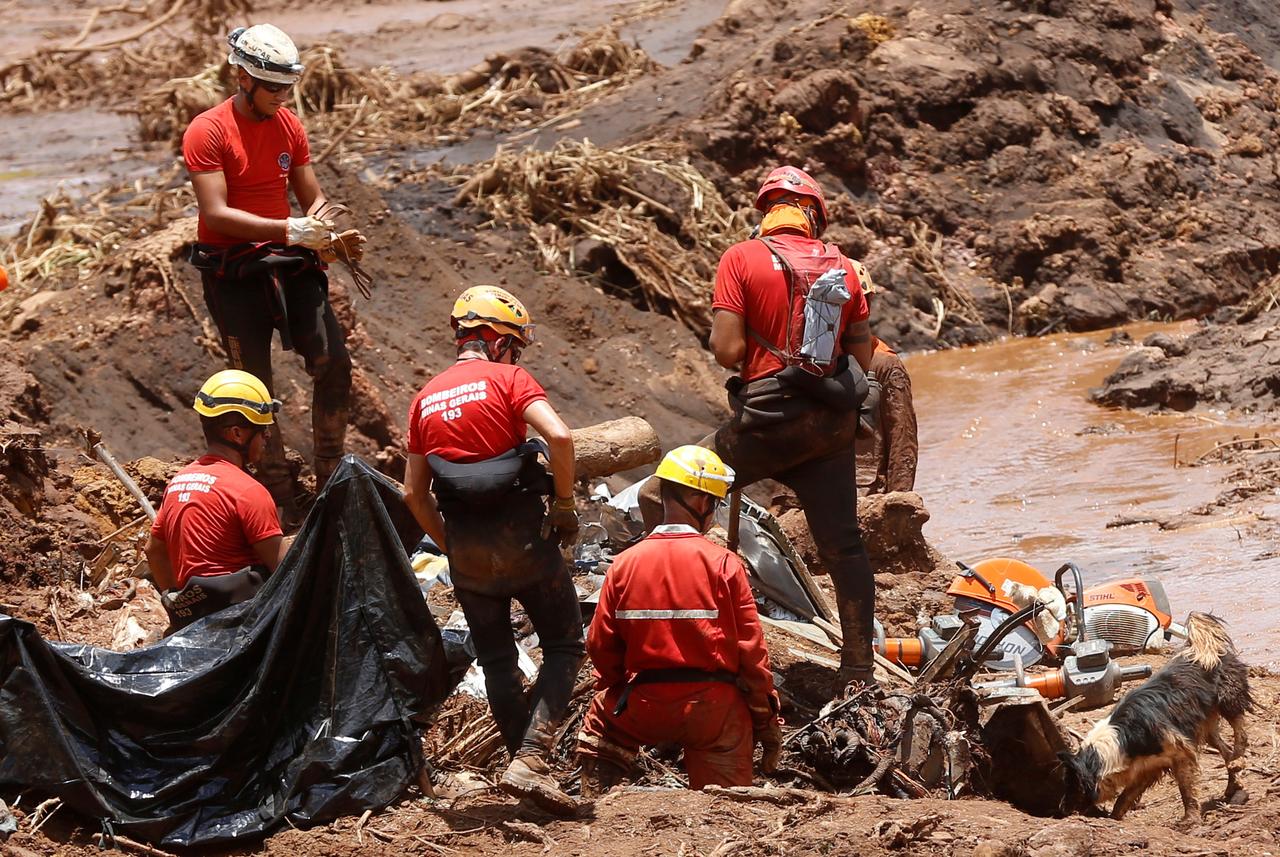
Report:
851,263,918,496
577,446,782,794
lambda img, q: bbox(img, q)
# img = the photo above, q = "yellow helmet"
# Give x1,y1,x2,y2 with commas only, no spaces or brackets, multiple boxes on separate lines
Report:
193,369,279,426
851,259,876,296
654,445,735,499
450,285,534,345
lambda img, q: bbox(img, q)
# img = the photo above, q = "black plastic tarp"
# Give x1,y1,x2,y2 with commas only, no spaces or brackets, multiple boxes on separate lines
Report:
0,457,449,847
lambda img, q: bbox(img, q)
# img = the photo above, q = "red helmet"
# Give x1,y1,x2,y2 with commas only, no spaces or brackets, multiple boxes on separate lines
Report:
754,166,829,235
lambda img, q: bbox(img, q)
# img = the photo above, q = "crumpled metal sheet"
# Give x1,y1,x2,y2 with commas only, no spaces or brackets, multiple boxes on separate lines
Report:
601,476,828,622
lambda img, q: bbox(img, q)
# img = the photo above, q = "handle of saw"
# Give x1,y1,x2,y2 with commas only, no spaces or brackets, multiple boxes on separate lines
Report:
1053,562,1087,642
956,560,997,596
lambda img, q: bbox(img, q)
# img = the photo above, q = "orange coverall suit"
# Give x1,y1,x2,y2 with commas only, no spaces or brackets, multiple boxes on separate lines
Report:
577,524,780,788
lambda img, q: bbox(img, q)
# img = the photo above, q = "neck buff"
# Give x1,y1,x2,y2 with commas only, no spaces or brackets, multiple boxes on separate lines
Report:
760,201,815,237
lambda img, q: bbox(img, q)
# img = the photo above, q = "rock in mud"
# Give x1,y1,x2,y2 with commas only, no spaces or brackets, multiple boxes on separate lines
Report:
1093,310,1280,413
780,491,940,577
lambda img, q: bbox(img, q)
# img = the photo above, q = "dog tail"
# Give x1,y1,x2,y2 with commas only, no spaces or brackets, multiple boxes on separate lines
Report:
1183,612,1234,671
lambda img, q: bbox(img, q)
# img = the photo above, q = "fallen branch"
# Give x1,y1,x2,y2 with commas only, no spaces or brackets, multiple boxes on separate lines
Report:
703,785,819,806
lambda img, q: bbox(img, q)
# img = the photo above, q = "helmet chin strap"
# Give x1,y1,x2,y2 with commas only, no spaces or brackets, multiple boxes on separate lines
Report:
490,334,523,364
239,80,273,122
672,490,715,533
219,426,262,467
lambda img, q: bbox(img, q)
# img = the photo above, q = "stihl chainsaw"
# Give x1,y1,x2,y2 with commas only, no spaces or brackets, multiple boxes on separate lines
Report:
878,557,1186,671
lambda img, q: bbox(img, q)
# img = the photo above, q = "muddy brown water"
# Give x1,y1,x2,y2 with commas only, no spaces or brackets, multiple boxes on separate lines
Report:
908,322,1280,667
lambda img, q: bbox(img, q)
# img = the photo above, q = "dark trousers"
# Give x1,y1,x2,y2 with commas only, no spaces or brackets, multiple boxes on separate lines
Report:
200,267,352,508
641,406,875,674
444,491,586,758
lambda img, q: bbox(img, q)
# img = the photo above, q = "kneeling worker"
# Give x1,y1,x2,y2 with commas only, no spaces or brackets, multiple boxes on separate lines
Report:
146,370,287,633
402,286,584,816
577,446,782,794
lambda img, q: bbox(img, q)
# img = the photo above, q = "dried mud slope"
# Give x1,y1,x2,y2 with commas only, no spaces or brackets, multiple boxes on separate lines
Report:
470,0,1280,349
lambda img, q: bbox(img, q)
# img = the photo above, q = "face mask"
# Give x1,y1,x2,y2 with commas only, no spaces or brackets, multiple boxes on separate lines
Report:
760,202,815,237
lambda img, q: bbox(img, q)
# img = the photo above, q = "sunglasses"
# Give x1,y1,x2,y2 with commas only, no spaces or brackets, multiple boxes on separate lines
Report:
257,80,294,95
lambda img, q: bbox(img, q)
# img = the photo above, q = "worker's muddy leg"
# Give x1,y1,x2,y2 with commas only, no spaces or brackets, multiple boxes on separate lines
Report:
201,271,293,507
577,688,640,797
782,448,875,685
289,274,352,490
498,568,584,818
516,567,586,756
681,688,755,789
453,588,529,757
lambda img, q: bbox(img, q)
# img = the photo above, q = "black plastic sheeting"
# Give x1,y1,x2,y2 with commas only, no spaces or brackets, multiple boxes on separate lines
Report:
0,457,449,847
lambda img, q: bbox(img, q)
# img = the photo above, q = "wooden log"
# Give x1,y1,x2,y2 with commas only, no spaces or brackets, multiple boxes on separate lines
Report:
570,416,660,480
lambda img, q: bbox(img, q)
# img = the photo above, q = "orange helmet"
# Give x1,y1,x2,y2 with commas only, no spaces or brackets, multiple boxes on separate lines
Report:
754,166,829,235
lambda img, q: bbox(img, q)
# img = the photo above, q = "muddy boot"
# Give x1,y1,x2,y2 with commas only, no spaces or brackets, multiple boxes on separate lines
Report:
500,753,580,817
836,662,877,689
311,352,351,494
580,756,629,799
258,424,295,513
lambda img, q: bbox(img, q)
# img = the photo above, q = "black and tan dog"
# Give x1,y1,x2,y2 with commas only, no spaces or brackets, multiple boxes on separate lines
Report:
1060,612,1252,824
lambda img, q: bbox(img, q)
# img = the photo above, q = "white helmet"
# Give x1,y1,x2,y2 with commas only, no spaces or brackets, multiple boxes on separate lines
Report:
227,24,304,85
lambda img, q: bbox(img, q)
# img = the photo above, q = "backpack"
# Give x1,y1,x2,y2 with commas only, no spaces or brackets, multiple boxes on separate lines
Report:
751,236,853,376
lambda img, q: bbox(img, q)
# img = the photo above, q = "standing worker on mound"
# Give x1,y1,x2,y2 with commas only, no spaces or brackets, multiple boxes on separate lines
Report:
402,286,584,816
577,446,782,794
852,265,918,496
146,370,287,634
640,166,878,688
184,24,364,522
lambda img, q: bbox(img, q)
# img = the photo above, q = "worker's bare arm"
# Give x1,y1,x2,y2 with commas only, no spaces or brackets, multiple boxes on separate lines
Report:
190,170,289,242
841,319,874,372
523,400,575,500
403,453,447,552
145,534,176,591
252,535,286,574
710,309,747,370
288,164,325,215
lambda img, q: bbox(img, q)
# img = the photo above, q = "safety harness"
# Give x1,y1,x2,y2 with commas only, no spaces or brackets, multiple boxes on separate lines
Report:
190,242,326,351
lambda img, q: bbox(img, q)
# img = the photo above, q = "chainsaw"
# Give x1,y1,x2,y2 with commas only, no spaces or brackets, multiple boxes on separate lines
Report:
878,557,1186,672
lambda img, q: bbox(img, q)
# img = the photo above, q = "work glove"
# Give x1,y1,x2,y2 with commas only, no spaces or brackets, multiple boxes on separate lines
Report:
286,215,332,250
756,717,784,774
319,228,367,264
542,496,579,549
856,370,881,438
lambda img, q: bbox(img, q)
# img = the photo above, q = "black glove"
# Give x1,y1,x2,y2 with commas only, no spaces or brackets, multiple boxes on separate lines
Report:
857,371,881,437
542,496,580,549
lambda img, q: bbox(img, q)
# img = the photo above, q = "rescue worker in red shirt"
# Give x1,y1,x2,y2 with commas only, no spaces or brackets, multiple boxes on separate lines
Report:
852,265,918,496
183,24,358,520
402,286,584,816
577,446,782,794
146,370,288,633
640,166,878,688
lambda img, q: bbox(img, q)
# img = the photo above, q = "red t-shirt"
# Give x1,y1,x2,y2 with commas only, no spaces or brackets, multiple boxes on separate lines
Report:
712,236,870,382
150,455,283,588
406,359,548,462
182,97,312,247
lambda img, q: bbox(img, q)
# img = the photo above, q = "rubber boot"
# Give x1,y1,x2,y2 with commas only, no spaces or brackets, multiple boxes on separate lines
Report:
500,753,580,817
834,588,877,689
580,756,629,799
